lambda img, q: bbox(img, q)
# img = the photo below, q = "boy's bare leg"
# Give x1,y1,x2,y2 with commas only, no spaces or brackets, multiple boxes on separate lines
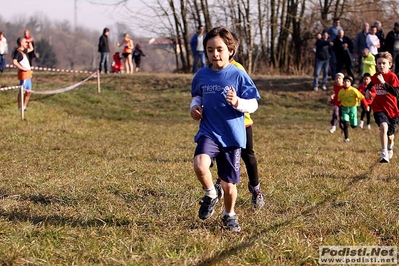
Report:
193,154,213,189
221,180,237,213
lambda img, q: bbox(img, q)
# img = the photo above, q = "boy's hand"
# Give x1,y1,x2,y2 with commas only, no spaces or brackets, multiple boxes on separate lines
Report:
190,105,203,120
226,86,238,107
366,90,371,100
377,74,385,84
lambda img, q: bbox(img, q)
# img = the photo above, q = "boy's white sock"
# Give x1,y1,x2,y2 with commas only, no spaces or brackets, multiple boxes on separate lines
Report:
223,210,236,217
204,186,217,199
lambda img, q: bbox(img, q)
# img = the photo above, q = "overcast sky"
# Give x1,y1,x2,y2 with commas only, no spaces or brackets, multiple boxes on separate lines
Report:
2,0,142,34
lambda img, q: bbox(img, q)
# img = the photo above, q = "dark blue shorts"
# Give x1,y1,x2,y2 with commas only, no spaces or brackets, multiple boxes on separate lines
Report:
374,112,398,136
194,136,241,184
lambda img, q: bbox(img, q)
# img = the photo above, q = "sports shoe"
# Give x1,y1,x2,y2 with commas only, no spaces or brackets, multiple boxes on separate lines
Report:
248,183,265,208
380,150,389,163
198,195,218,220
359,120,364,129
367,124,371,129
345,138,350,142
221,214,241,232
214,179,224,200
313,87,318,91
329,125,336,133
322,85,327,91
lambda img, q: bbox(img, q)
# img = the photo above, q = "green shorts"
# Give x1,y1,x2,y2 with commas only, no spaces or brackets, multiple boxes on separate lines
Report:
341,106,358,126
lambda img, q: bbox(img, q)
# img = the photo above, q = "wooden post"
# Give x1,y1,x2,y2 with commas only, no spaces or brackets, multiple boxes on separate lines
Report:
97,70,101,93
20,85,24,120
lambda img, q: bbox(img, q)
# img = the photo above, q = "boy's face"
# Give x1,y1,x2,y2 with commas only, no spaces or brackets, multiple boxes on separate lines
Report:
376,57,392,74
206,36,234,70
343,79,351,88
335,76,343,85
363,76,371,84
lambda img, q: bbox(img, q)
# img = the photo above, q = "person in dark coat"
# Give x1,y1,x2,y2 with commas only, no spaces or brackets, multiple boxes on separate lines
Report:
385,22,399,75
98,28,110,74
132,44,146,72
355,22,369,80
333,29,355,84
313,31,331,91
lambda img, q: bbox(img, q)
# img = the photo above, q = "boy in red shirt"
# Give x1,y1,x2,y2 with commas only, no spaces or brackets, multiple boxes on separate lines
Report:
357,73,376,129
329,73,344,133
366,52,399,162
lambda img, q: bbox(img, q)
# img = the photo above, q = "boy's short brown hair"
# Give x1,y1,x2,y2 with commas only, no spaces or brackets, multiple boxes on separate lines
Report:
376,52,393,64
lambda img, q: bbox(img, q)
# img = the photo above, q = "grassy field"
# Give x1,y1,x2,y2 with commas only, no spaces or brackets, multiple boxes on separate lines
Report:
0,70,398,265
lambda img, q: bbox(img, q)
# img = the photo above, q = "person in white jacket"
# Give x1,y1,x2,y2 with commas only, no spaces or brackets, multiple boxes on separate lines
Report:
366,26,380,55
0,32,8,73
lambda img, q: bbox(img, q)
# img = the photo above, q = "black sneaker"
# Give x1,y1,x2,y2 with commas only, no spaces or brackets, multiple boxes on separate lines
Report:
214,179,224,199
248,183,265,208
222,214,241,232
198,195,218,220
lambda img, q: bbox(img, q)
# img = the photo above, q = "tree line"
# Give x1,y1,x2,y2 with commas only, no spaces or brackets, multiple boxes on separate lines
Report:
1,0,399,75
120,0,399,74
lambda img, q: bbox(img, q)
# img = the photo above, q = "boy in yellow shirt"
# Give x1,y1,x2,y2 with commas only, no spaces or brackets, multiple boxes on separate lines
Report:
338,76,366,142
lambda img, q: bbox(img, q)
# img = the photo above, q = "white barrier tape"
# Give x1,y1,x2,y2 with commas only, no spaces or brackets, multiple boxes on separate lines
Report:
30,72,97,95
5,64,94,74
0,85,21,91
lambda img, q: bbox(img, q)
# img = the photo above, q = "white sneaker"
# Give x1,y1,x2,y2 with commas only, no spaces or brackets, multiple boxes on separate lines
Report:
313,87,318,91
380,150,389,163
329,125,336,133
367,124,371,129
322,86,327,91
345,138,350,142
359,120,364,129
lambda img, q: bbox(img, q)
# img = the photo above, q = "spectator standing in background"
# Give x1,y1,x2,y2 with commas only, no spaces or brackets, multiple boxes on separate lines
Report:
327,17,343,79
132,44,145,72
117,33,134,74
98,28,110,74
313,31,331,91
13,37,34,111
366,26,380,56
190,25,206,74
355,22,369,80
23,29,36,66
374,21,385,52
385,22,399,75
362,48,376,77
0,31,8,73
333,30,355,84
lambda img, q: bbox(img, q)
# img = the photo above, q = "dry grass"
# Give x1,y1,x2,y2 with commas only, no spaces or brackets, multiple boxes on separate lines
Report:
0,70,398,265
